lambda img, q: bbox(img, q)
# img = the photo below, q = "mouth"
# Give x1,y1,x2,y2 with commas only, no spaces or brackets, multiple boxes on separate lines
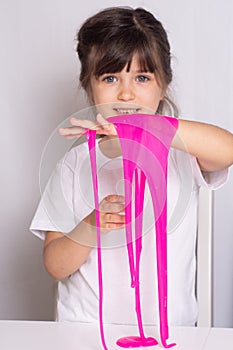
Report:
113,108,140,115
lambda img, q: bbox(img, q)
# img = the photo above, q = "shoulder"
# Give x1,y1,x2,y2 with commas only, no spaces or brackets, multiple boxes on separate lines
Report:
59,141,89,172
169,148,228,190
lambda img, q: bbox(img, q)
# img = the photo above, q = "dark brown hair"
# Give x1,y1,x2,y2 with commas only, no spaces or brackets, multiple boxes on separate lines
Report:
76,7,178,116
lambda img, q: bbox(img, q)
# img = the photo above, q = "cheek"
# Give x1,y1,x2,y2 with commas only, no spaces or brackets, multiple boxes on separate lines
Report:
155,88,166,106
146,89,163,106
90,80,102,104
145,90,163,110
91,86,109,104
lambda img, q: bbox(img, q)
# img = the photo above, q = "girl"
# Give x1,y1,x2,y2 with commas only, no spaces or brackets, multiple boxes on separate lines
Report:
30,7,233,326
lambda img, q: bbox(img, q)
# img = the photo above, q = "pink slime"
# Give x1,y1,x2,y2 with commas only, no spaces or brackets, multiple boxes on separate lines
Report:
86,114,178,349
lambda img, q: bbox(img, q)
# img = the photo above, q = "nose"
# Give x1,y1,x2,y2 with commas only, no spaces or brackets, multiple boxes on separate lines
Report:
117,82,135,101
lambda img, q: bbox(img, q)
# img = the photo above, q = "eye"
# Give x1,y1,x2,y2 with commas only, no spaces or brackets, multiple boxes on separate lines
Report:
136,75,149,82
102,75,117,83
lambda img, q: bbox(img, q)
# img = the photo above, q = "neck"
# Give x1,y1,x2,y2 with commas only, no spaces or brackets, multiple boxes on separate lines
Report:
98,136,122,158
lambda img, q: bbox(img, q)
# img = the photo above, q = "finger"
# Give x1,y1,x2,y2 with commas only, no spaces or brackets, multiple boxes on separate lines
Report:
58,126,85,136
96,113,109,126
100,201,125,214
104,213,125,224
105,194,125,203
100,195,125,213
96,114,117,135
70,117,102,131
62,135,80,140
102,222,125,230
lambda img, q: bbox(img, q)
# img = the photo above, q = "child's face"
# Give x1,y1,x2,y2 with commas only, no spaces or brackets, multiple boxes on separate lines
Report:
90,55,165,117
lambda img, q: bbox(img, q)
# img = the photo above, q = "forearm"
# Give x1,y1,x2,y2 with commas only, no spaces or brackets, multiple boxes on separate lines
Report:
43,217,96,280
172,119,233,171
43,194,125,280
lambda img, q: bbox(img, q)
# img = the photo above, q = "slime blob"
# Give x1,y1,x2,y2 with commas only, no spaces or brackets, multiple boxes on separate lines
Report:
86,114,178,349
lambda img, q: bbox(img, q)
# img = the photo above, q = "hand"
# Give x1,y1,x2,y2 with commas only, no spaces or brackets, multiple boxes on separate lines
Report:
58,114,117,139
84,194,125,233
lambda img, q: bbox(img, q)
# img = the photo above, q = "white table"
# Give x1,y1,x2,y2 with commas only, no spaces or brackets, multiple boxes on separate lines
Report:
0,321,232,350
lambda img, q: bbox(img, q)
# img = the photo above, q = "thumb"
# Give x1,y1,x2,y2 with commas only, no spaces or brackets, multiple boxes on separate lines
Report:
96,114,117,135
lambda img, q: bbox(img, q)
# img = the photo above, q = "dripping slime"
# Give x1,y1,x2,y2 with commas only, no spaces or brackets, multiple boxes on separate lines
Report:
86,114,178,349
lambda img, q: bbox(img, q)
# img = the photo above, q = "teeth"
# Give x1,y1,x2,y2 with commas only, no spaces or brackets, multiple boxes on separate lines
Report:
114,109,139,114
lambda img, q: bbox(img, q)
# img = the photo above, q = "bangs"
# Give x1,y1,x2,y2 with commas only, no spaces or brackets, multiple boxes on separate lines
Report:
78,7,174,110
91,32,160,77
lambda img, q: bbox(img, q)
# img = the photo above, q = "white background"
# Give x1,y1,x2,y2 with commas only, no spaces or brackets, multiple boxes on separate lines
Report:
0,0,232,326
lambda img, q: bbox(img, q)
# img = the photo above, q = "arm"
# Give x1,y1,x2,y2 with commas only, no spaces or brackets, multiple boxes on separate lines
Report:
59,115,233,172
173,120,233,172
43,220,95,281
43,194,125,280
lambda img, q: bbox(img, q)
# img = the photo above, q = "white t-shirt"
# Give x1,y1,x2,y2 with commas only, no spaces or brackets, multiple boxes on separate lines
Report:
30,141,228,326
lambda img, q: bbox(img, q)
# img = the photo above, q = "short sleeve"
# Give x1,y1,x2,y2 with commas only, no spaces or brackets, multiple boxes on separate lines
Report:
190,155,229,190
30,151,77,240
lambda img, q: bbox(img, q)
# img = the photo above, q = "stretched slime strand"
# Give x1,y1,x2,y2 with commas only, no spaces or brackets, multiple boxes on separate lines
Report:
116,167,158,348
86,130,108,350
122,158,136,288
86,114,178,349
134,168,146,338
109,114,178,348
